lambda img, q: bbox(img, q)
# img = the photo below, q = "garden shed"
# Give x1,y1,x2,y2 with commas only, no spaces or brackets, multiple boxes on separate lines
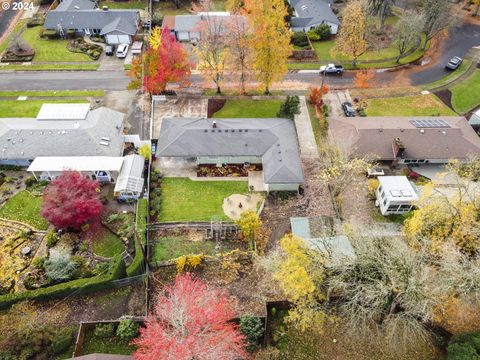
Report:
375,176,419,215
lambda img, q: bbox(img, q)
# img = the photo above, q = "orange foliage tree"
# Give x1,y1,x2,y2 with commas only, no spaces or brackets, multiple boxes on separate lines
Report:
354,70,375,88
308,85,329,111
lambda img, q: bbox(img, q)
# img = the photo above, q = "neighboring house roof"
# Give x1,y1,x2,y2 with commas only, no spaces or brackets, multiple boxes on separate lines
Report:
166,13,244,33
157,118,304,184
56,0,96,11
27,156,125,173
328,116,480,160
377,176,420,202
45,6,138,35
114,154,145,194
289,0,339,28
162,15,176,30
469,109,480,126
0,106,125,161
290,216,356,261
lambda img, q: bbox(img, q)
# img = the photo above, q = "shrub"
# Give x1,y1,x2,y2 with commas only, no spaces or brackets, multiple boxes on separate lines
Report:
291,31,308,47
45,231,59,248
314,24,332,39
447,331,480,360
44,251,77,281
239,315,264,351
307,30,320,41
66,29,76,39
52,327,74,355
94,323,115,338
42,29,59,39
277,95,300,120
26,15,44,27
24,176,37,187
32,256,46,269
116,319,140,340
78,241,89,253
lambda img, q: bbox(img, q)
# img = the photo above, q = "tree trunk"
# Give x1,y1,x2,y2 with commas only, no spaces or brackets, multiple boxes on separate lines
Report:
264,86,270,95
216,84,221,94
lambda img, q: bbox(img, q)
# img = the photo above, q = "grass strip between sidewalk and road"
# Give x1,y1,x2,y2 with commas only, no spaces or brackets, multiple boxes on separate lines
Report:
0,90,105,97
0,99,89,117
0,64,100,71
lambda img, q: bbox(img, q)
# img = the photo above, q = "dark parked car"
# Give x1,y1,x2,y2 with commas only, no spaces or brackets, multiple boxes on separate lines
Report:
342,102,356,117
446,56,463,70
105,45,114,56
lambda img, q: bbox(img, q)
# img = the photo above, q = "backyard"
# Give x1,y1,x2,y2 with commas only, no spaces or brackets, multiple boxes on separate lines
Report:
0,190,48,230
450,69,480,114
362,94,457,116
92,227,125,258
158,178,248,222
99,0,147,9
151,235,217,263
213,99,283,118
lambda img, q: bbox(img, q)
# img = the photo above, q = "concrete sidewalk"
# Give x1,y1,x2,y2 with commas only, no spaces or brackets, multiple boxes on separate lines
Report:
294,96,319,159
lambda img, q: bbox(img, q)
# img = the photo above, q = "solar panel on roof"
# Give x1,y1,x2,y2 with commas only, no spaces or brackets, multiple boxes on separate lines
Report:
410,119,451,128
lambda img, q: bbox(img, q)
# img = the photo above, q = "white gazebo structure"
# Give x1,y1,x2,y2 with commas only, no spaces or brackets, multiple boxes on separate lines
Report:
375,176,419,215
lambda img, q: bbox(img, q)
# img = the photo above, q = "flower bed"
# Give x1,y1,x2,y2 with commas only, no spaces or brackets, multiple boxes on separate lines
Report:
197,164,262,177
67,38,103,60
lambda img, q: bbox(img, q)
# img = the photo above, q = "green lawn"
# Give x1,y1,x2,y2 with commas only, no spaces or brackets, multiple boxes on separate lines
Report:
0,20,27,55
154,0,224,15
21,27,93,62
100,0,147,9
364,94,456,116
0,99,89,117
0,64,99,71
159,178,248,222
0,191,48,230
0,90,104,97
152,236,216,262
81,331,135,356
92,227,125,258
213,99,283,118
421,60,472,90
451,69,480,114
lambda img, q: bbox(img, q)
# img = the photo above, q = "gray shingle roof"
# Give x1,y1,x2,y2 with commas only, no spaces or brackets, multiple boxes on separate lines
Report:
0,107,125,161
45,7,138,35
56,0,96,11
328,116,480,160
157,118,304,184
289,0,339,28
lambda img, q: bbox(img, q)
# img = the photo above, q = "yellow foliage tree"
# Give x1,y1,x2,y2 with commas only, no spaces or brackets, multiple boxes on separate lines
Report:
244,0,292,94
149,27,162,50
226,0,244,12
138,144,151,161
235,210,261,248
332,0,368,67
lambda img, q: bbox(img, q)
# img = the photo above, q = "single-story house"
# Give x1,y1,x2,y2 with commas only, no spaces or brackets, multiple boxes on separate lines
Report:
290,216,356,261
289,0,339,34
375,176,419,215
0,103,125,166
469,108,480,129
45,0,140,44
328,116,480,165
156,118,304,192
27,154,145,200
162,12,243,42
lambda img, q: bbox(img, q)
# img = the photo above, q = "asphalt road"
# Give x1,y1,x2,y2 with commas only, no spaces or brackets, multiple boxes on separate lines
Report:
0,23,478,91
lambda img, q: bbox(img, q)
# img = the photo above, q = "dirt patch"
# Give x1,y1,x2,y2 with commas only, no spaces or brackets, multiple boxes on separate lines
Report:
207,98,226,118
434,89,453,109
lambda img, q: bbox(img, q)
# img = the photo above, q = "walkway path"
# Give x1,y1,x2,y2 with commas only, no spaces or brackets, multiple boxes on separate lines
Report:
294,96,319,159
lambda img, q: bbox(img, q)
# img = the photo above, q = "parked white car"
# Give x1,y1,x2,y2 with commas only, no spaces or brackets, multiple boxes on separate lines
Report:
116,44,129,58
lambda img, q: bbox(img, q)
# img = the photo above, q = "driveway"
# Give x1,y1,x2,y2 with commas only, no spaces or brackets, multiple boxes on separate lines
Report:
324,90,353,117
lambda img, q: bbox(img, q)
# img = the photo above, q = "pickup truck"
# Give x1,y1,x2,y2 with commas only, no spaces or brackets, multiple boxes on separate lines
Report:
319,64,344,75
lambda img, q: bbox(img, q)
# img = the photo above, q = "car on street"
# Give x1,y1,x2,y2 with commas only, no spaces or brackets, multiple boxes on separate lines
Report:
445,56,463,70
116,44,129,58
320,63,344,75
342,102,356,117
105,45,114,56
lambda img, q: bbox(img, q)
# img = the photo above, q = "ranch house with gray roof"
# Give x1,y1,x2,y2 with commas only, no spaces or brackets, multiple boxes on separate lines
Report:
156,118,304,192
289,0,340,34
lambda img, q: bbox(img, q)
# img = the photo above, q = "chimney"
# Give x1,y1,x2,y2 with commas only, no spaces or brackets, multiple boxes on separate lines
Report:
392,137,406,159
212,120,217,128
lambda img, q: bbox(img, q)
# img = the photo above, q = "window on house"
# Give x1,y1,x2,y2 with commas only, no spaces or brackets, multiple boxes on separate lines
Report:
387,205,400,211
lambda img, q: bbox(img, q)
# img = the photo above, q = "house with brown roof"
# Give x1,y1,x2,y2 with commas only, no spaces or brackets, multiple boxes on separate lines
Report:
328,116,480,165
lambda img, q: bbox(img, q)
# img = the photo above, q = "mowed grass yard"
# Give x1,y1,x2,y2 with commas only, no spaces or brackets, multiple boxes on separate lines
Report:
99,0,147,9
451,70,480,114
21,27,93,62
152,236,216,263
0,191,48,230
0,99,89,117
92,227,125,258
159,178,248,222
364,94,457,116
213,99,283,118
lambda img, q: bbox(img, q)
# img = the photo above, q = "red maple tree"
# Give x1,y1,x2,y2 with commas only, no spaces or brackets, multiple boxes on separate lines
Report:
128,27,191,94
133,273,248,360
41,171,103,230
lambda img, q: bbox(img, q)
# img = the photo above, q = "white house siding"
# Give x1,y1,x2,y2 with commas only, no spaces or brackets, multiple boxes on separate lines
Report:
292,22,338,34
196,156,263,165
266,183,300,192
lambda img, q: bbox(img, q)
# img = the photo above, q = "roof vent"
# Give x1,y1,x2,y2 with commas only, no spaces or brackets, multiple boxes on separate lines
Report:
239,129,242,132
204,129,208,133
100,141,109,146
212,120,217,128
101,137,110,141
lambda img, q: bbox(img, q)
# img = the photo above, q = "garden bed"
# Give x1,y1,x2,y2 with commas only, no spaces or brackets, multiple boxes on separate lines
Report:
67,38,103,60
197,164,262,178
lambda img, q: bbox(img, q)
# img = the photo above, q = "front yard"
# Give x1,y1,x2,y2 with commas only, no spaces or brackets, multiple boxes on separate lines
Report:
21,27,93,63
0,190,48,230
159,178,248,222
362,94,457,116
213,99,283,118
450,69,480,114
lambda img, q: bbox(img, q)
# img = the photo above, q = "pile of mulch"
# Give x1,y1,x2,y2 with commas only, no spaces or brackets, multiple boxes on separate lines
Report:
434,89,453,110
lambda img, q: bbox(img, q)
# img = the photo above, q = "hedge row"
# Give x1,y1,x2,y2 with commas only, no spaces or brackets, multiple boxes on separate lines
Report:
126,199,147,277
0,254,126,309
